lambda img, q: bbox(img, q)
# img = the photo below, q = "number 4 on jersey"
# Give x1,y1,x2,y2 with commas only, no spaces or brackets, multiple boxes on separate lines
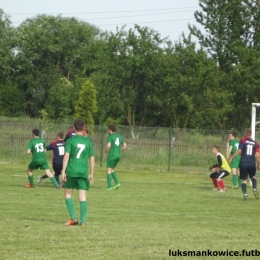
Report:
115,137,120,146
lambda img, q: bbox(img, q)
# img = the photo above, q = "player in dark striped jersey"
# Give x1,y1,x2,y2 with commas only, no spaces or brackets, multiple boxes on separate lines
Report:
38,132,65,186
228,128,260,200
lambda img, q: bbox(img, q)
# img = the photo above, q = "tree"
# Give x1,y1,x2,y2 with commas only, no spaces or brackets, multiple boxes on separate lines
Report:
14,15,101,117
93,25,168,128
74,79,97,126
158,35,221,129
0,81,25,116
0,9,15,83
45,77,76,121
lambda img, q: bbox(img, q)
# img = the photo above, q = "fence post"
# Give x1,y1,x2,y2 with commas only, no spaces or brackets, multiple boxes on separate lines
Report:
168,126,173,171
100,124,104,167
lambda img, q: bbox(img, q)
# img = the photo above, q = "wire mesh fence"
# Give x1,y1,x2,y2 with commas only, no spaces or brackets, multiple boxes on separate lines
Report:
0,121,238,171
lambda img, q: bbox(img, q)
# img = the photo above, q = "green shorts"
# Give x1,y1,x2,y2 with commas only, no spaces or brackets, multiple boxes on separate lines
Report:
231,157,240,169
28,161,49,170
107,155,120,168
65,176,90,190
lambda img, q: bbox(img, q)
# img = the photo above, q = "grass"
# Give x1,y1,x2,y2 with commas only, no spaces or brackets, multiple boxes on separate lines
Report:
1,164,260,260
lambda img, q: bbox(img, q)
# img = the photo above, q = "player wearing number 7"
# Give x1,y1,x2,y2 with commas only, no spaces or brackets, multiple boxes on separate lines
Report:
228,128,260,200
104,124,127,190
26,129,60,188
38,132,65,187
62,119,95,226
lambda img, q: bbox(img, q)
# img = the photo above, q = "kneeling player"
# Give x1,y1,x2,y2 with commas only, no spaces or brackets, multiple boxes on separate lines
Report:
209,145,231,192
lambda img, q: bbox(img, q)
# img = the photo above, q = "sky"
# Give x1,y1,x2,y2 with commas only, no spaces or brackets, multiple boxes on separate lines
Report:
1,0,204,44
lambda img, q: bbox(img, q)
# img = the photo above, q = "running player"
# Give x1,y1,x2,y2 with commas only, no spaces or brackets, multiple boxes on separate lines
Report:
26,129,59,189
62,119,94,226
227,131,241,188
38,132,65,186
104,124,127,190
228,128,260,200
209,145,230,192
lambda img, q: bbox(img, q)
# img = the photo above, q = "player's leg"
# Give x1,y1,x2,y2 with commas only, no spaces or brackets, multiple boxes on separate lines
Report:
43,165,59,188
239,165,248,200
78,177,90,226
111,158,120,189
216,170,229,192
210,172,220,190
38,174,48,184
64,177,78,225
237,168,242,188
248,166,259,199
231,168,238,189
26,163,35,188
106,167,113,190
53,167,61,186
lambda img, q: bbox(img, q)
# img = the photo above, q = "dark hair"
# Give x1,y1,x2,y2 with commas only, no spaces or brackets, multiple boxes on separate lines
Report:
32,129,40,136
244,128,252,137
57,132,64,139
74,119,85,131
213,145,220,152
108,124,117,132
229,131,237,138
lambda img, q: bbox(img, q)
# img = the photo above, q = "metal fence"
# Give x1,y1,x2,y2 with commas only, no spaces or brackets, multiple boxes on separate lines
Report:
0,121,249,171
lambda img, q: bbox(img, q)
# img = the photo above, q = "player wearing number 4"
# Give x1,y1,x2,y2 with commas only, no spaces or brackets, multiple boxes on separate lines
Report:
228,128,260,201
38,132,65,187
104,124,127,190
62,119,94,226
26,129,59,188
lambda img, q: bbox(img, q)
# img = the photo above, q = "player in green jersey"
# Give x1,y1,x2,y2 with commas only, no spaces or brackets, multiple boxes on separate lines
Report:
62,119,94,226
104,124,127,190
227,131,241,188
26,129,59,188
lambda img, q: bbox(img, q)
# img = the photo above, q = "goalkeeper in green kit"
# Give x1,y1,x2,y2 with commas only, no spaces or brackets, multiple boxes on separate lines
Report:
227,131,241,188
104,124,127,190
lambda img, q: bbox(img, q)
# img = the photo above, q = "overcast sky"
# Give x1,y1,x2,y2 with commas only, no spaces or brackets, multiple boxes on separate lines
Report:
1,0,204,44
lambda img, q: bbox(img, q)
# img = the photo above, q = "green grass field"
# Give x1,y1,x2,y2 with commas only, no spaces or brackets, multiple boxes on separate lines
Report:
1,164,260,260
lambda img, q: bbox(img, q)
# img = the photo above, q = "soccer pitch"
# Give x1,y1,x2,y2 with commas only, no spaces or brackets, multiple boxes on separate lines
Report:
1,164,260,260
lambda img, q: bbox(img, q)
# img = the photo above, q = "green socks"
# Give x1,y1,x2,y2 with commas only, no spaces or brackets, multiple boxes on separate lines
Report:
111,172,119,185
28,175,34,186
107,174,112,188
80,201,88,225
232,174,237,187
238,177,242,188
50,176,59,187
65,198,77,220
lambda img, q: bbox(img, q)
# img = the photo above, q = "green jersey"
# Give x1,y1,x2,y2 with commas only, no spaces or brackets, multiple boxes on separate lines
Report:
229,139,240,156
107,133,125,158
27,137,47,164
65,135,94,178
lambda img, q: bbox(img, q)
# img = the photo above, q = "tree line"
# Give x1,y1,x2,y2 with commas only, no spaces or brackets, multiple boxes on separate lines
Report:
1,0,260,130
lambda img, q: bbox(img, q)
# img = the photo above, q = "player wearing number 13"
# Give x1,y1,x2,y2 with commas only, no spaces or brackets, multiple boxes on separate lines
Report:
104,124,127,190
228,128,260,200
26,129,59,188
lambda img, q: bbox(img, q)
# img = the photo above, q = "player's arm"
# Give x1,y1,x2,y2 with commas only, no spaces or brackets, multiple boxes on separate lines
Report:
228,149,242,164
26,149,31,155
226,145,232,159
256,152,260,170
46,143,53,151
61,152,70,182
121,142,127,152
88,156,95,184
104,142,111,158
